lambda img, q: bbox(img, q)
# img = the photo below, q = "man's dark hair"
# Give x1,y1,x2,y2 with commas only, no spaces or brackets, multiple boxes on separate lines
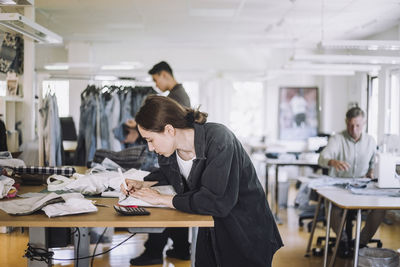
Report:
148,61,173,77
346,106,365,120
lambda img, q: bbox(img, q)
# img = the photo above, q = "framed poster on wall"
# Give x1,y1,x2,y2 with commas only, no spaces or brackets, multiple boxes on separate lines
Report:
279,87,319,140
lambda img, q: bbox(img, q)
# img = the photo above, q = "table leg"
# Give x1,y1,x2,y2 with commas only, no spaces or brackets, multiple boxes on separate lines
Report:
265,164,269,196
28,227,51,267
353,209,362,267
323,201,332,267
329,209,348,267
274,165,282,224
73,227,90,267
305,195,322,256
191,227,198,267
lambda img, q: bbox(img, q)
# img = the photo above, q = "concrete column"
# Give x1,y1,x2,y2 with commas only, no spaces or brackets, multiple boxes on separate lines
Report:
22,5,36,143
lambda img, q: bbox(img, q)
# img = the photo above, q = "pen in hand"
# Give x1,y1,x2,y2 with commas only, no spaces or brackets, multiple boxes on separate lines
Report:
118,168,130,201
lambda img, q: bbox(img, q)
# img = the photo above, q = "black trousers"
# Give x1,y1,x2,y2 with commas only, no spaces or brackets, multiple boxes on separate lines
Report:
144,227,190,257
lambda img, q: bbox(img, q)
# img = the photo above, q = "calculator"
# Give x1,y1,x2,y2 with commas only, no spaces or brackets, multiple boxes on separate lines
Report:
113,205,150,216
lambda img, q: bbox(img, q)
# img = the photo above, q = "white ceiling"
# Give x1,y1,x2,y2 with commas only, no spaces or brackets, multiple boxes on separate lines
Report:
35,0,400,46
32,0,400,76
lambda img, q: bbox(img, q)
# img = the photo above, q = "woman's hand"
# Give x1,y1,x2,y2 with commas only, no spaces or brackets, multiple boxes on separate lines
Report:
120,179,143,195
125,119,137,129
131,188,174,208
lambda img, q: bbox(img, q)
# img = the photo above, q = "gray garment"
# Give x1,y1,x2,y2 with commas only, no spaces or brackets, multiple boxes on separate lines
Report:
318,130,376,178
168,84,190,107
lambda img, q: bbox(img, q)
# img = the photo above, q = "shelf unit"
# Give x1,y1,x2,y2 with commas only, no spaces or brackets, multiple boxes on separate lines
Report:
0,95,23,152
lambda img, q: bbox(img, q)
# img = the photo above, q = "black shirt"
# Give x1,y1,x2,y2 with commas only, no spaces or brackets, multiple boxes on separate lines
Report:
168,84,191,107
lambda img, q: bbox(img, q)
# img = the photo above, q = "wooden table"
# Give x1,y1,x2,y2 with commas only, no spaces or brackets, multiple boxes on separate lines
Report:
308,187,400,267
265,159,321,224
0,185,214,267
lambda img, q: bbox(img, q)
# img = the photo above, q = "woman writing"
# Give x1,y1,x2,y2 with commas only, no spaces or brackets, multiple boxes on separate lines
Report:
122,95,283,267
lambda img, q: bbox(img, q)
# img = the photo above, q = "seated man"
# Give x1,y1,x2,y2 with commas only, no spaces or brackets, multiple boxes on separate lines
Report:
318,107,385,256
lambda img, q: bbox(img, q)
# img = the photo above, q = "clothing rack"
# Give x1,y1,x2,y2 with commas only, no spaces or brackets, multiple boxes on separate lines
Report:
74,85,156,166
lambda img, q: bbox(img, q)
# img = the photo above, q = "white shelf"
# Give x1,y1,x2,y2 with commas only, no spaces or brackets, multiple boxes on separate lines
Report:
3,96,23,102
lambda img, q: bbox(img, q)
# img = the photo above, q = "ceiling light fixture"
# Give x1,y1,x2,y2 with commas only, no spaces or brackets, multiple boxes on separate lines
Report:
0,13,62,44
0,0,32,5
94,75,117,81
263,69,356,79
320,40,400,50
293,54,400,64
101,65,135,71
44,64,69,71
283,62,381,72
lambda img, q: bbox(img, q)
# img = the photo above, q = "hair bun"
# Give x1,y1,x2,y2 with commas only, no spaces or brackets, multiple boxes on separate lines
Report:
184,111,195,125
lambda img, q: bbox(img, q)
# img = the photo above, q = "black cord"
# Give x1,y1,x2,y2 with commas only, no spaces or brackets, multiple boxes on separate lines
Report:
24,244,54,264
90,228,108,267
24,232,137,263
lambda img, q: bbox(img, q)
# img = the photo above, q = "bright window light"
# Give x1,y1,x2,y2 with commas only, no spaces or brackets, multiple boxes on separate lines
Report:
182,81,200,108
0,81,6,96
389,71,400,135
230,82,263,138
42,80,69,117
367,77,379,142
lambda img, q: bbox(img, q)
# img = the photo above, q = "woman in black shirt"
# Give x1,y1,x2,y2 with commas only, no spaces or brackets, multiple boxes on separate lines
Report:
122,95,283,267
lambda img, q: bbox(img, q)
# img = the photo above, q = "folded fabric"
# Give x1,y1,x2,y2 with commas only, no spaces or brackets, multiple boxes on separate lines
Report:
0,151,12,159
0,192,64,215
42,194,97,218
47,168,150,195
92,146,147,170
14,166,76,177
349,183,400,197
0,175,15,199
90,158,123,172
0,158,26,168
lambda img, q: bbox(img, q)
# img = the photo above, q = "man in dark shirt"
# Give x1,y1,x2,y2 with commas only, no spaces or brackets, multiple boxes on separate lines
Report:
148,61,190,107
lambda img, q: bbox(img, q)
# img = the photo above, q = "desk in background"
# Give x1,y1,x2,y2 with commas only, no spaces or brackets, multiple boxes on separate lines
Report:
265,159,321,224
306,187,400,267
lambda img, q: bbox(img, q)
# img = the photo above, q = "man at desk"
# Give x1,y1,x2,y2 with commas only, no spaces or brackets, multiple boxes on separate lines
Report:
318,106,385,256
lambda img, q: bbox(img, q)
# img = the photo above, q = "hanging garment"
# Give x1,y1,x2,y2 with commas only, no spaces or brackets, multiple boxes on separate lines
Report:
0,119,7,151
40,94,63,166
75,86,156,166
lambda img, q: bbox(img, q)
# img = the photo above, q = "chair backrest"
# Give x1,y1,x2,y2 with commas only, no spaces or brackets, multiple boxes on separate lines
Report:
60,117,77,141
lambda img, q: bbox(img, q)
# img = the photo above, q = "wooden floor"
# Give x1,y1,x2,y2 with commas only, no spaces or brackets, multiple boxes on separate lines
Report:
1,185,400,267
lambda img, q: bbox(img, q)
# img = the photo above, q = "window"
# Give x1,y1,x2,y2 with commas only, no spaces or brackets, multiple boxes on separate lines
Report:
0,81,6,96
367,76,379,142
182,81,199,107
230,82,263,138
42,80,70,117
388,70,400,135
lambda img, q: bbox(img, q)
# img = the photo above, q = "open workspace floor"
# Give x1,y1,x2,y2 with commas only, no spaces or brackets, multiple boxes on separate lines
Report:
1,184,400,267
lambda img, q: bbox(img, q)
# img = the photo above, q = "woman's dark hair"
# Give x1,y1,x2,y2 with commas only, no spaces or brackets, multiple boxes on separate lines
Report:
135,95,208,132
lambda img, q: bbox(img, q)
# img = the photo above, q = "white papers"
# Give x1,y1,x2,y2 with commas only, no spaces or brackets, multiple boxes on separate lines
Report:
118,185,177,208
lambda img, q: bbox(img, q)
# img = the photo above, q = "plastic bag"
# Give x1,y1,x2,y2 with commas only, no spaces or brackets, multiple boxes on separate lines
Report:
358,248,399,267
